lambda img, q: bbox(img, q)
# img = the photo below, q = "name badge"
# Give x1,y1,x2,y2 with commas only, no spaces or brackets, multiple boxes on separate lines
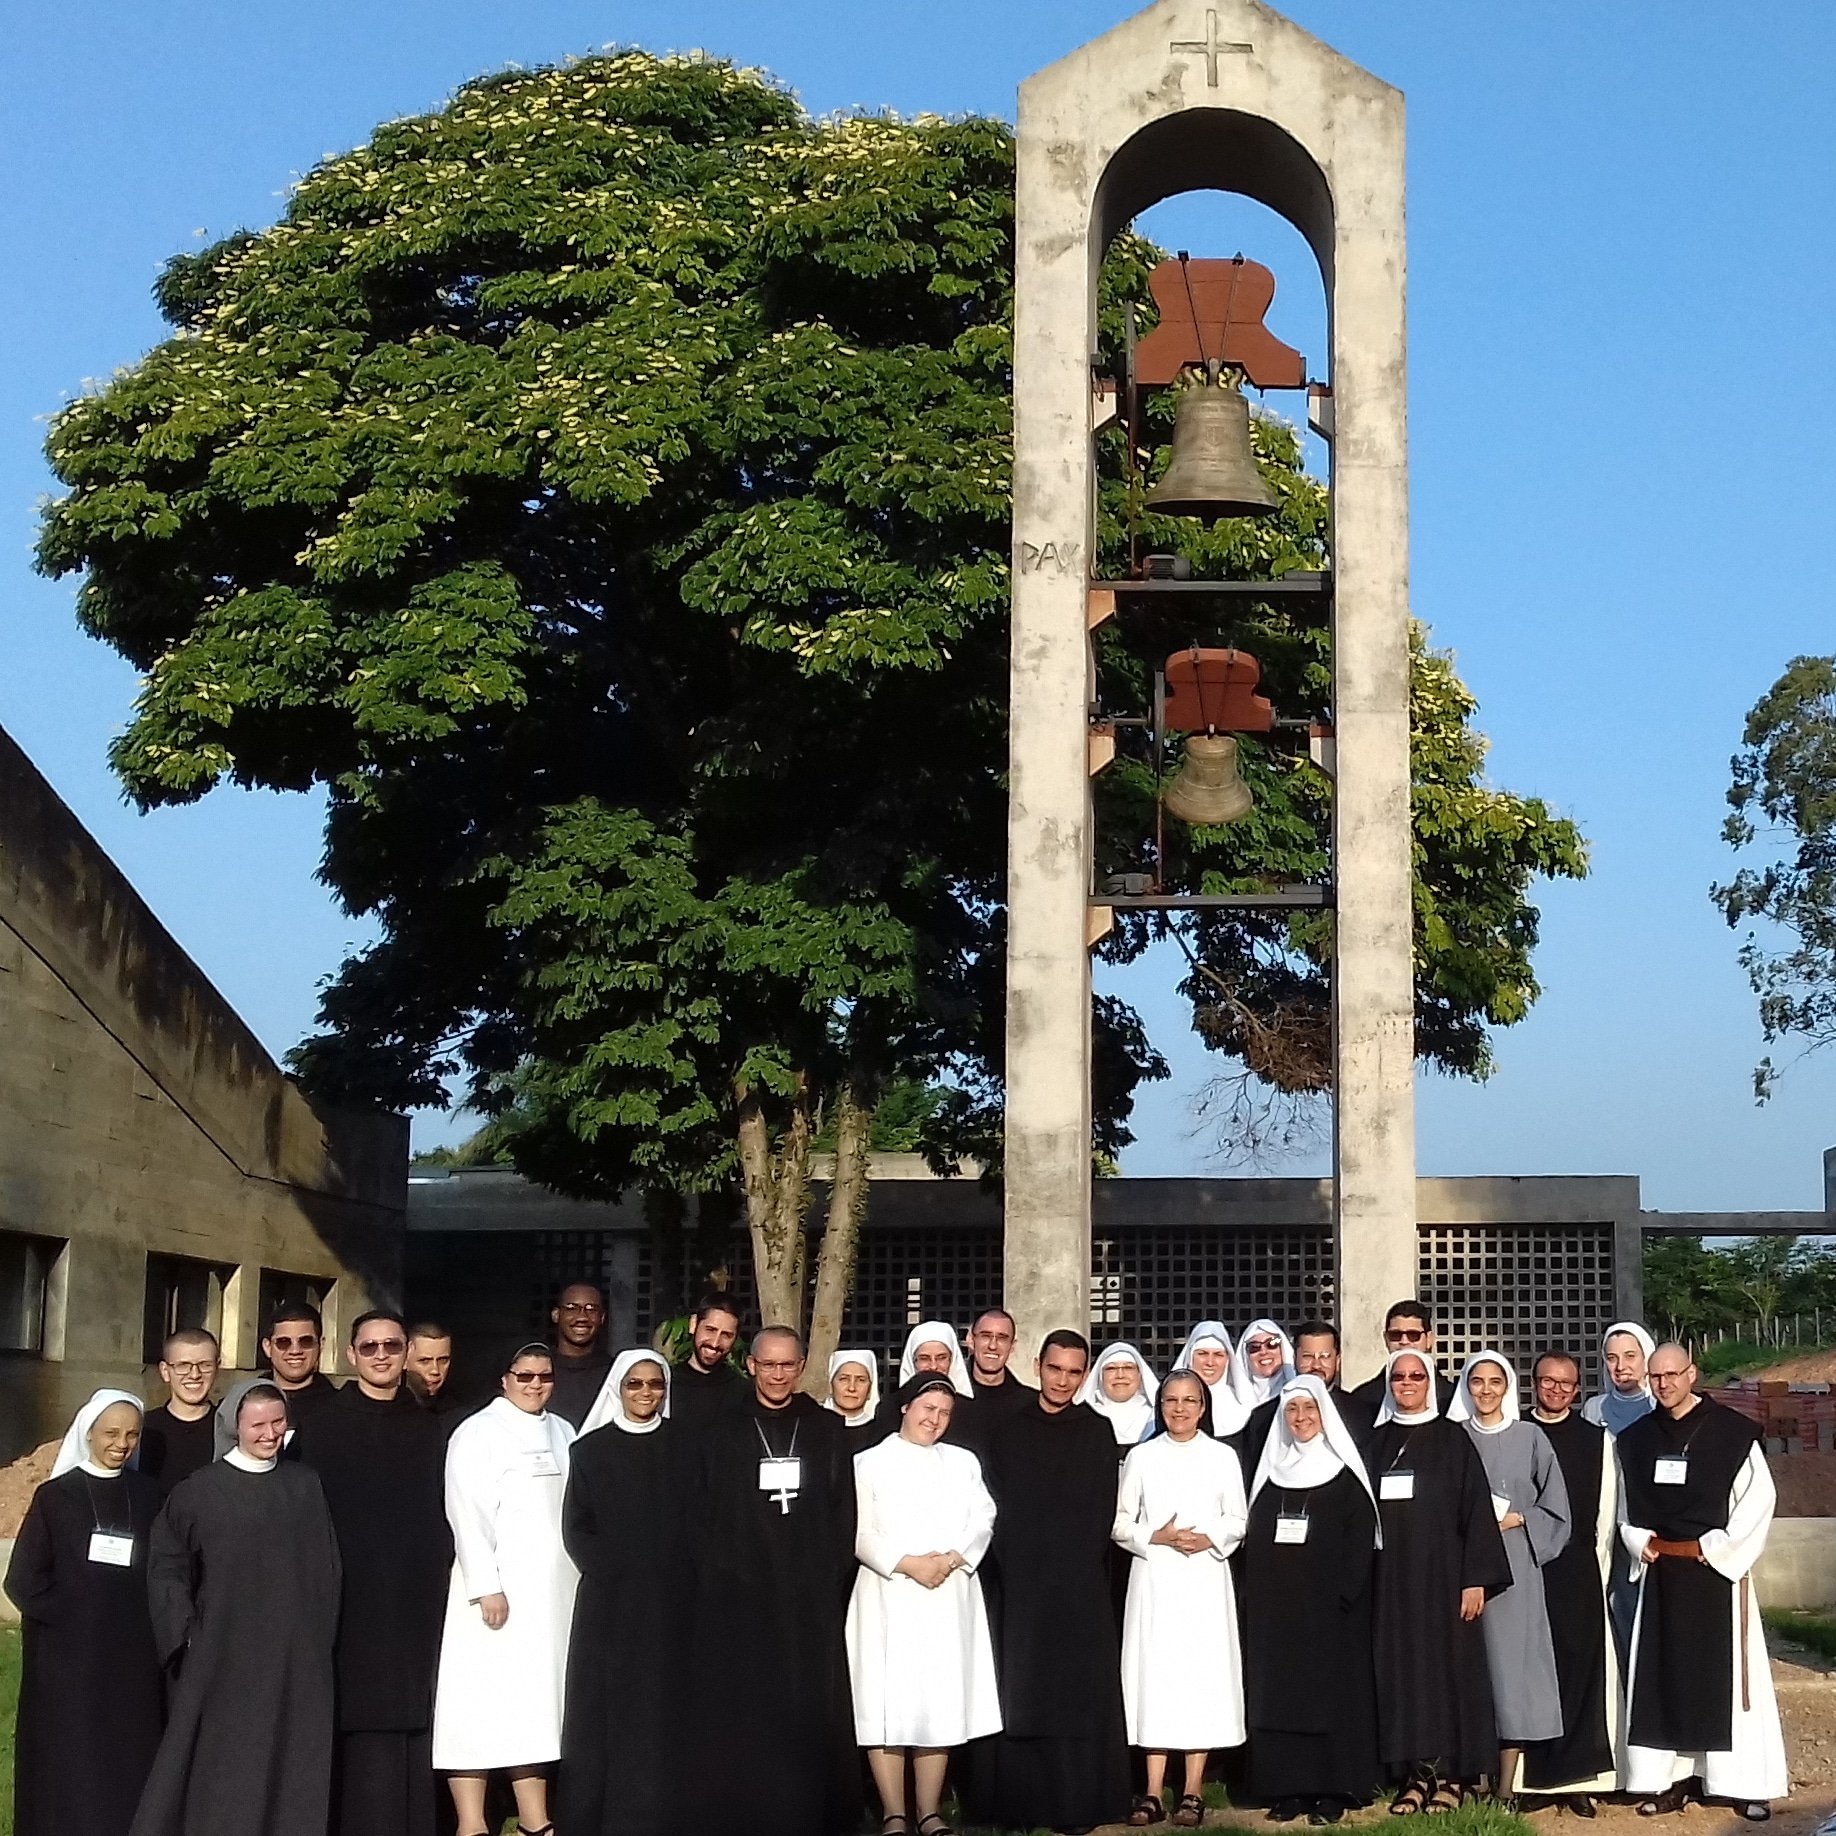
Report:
1491,1491,1512,1521
1274,1513,1310,1545
1379,1471,1414,1501
529,1451,561,1477
758,1457,802,1493
1654,1456,1689,1486
88,1531,134,1567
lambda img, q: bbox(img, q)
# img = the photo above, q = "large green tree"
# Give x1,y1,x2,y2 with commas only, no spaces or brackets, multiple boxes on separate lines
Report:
38,50,1584,1368
1714,654,1836,1097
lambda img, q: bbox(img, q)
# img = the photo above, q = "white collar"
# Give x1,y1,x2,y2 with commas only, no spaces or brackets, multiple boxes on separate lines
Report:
225,1448,278,1473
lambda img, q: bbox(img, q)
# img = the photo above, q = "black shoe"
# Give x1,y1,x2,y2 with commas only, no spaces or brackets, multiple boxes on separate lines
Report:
1736,1805,1771,1824
1269,1800,1308,1823
1310,1802,1345,1826
1637,1786,1694,1816
1565,1797,1597,1819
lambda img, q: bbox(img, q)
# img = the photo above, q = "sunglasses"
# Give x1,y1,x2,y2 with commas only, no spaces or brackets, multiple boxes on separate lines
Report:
509,1370,555,1385
355,1338,406,1357
1386,1327,1428,1343
268,1335,318,1350
1245,1338,1283,1354
623,1377,667,1391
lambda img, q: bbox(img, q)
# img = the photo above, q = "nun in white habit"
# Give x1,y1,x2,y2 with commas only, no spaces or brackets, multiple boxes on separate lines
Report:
1228,1317,1296,1413
1171,1320,1251,1437
433,1342,579,1835
1113,1369,1249,1824
896,1320,974,1395
846,1371,1001,1830
824,1350,882,1430
1076,1341,1160,1449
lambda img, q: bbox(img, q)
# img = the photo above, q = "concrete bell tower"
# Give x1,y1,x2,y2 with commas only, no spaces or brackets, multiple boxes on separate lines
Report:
1002,0,1416,1375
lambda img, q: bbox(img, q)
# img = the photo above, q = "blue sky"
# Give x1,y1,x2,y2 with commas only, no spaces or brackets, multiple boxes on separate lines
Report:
5,2,1833,1208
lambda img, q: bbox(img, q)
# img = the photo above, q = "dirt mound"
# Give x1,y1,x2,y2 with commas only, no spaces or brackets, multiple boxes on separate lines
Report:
0,1440,61,1538
1771,1451,1836,1517
1743,1349,1836,1385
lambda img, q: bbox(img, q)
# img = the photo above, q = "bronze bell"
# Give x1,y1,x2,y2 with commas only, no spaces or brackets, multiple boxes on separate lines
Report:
1162,734,1253,826
1144,368,1277,522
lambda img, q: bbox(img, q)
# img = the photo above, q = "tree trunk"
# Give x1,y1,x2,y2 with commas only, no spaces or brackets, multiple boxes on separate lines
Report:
806,1078,873,1388
734,1075,813,1334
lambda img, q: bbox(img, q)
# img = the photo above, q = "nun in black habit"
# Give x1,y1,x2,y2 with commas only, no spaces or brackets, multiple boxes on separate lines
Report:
1242,1375,1382,1822
1364,1350,1511,1813
559,1349,688,1836
5,1389,163,1836
129,1378,343,1836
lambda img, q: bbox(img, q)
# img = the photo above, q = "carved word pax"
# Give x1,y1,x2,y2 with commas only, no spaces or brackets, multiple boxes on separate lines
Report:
1019,539,1083,576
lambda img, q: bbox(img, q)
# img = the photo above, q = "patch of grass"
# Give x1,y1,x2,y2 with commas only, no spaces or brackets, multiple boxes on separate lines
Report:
1764,1605,1836,1662
0,1626,18,1836
1696,1338,1836,1382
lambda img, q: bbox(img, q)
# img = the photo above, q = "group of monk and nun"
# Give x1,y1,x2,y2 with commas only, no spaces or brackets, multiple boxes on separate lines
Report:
1241,1374,1381,1825
1447,1350,1574,1806
434,1341,578,1836
5,1388,164,1836
1114,1368,1248,1827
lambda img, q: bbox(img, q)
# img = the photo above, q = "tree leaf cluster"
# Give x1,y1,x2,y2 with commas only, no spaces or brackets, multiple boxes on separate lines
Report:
1712,654,1836,1098
37,48,1585,1227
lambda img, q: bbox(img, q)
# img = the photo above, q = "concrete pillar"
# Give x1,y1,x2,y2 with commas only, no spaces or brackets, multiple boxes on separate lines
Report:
1006,0,1417,1372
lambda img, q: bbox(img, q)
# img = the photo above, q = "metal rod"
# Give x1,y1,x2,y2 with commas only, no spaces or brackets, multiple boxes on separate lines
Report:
1091,888,1331,910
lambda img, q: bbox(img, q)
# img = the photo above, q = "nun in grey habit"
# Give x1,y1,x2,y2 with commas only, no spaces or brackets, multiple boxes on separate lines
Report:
1448,1350,1572,1797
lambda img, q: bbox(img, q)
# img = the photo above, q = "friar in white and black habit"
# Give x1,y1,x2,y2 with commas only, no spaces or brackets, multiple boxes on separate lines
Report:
1520,1351,1619,1808
1364,1350,1512,1812
691,1325,860,1836
969,1327,1131,1836
291,1309,453,1836
1618,1343,1787,1820
5,1389,164,1836
560,1350,689,1836
130,1379,342,1836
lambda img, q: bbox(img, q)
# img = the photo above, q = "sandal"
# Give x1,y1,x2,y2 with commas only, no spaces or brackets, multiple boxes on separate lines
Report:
1637,1786,1694,1817
1131,1795,1169,1827
882,1819,913,1835
1174,1794,1208,1827
1427,1783,1464,1815
1390,1782,1430,1817
916,1818,955,1836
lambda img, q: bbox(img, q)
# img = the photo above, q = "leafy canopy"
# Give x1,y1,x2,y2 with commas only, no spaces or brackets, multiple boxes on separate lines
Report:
1713,654,1836,1098
38,48,1584,1199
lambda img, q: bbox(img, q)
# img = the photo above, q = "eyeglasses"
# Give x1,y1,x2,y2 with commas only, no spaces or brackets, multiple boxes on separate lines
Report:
1535,1376,1580,1393
509,1370,555,1385
1386,1327,1428,1343
268,1335,318,1350
753,1360,801,1374
355,1338,406,1357
556,1302,604,1315
166,1361,218,1377
623,1377,667,1391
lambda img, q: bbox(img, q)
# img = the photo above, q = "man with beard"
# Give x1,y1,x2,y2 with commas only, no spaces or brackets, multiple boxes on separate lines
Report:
292,1310,452,1836
669,1291,744,1431
692,1327,859,1836
972,1329,1130,1835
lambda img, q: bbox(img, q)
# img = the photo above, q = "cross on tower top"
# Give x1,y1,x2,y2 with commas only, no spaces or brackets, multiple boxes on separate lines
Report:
1170,9,1253,86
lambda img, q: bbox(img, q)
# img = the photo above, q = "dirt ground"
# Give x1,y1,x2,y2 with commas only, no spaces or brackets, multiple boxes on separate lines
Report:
1771,1455,1836,1519
1077,1631,1836,1835
0,1441,58,1539
1735,1354,1836,1387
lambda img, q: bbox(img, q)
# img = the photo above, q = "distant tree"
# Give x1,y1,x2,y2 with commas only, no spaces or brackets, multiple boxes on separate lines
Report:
38,50,1585,1368
1642,1235,1738,1344
1713,654,1836,1097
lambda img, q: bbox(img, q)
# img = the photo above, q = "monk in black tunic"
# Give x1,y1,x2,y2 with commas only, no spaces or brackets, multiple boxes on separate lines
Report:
6,1390,163,1836
669,1291,744,1434
292,1311,452,1836
560,1350,688,1835
1617,1364,1767,1773
1521,1356,1615,1800
692,1327,859,1836
142,1326,222,1497
1365,1351,1511,1808
132,1380,342,1836
973,1328,1130,1835
548,1281,613,1428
